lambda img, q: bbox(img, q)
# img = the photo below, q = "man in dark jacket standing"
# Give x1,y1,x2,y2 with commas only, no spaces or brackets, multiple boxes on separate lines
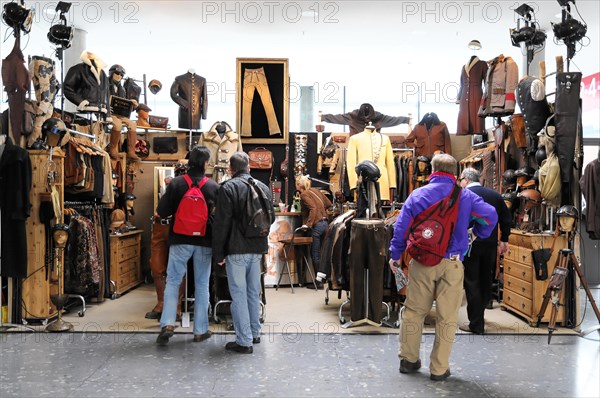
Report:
156,146,219,346
213,152,275,354
459,168,511,334
389,154,497,381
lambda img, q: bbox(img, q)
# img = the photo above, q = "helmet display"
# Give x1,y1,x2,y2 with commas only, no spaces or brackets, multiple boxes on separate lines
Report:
556,205,579,219
515,166,535,178
533,169,540,186
502,192,518,209
109,64,125,77
518,189,542,206
502,169,517,186
535,147,547,167
416,156,432,174
556,205,579,233
148,79,162,94
355,160,380,182
41,118,67,147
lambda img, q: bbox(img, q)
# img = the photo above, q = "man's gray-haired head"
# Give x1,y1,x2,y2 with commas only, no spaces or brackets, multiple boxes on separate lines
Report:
460,168,481,183
431,153,457,175
229,152,250,174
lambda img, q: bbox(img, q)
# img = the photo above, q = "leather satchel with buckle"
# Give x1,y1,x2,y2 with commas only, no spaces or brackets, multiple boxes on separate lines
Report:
248,147,273,170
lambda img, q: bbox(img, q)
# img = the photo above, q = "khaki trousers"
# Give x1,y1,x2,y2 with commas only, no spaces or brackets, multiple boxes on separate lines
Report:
241,67,281,137
399,257,464,375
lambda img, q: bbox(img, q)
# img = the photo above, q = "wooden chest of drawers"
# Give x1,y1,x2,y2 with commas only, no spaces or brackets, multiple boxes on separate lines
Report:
501,229,567,326
110,230,143,295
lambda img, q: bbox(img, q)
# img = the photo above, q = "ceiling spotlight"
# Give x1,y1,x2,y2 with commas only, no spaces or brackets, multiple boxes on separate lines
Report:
47,2,73,49
2,2,35,34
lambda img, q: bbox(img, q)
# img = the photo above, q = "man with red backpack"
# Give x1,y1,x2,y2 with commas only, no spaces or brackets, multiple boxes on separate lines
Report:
156,146,220,346
389,154,497,381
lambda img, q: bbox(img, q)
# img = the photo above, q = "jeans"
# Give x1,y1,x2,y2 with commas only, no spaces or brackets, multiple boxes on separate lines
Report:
160,244,212,336
241,67,281,137
226,253,262,346
311,220,328,271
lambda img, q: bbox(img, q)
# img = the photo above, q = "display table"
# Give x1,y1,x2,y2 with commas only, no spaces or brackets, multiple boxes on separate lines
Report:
264,212,302,287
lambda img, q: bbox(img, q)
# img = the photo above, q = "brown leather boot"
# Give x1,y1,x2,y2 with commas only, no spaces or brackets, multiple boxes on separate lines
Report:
145,275,166,319
108,127,121,160
126,128,141,161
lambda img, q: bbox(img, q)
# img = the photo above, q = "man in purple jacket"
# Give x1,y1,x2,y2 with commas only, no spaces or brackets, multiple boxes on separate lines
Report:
389,154,497,381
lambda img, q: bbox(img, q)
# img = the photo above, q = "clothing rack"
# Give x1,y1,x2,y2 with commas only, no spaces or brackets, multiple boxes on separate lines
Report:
68,128,96,141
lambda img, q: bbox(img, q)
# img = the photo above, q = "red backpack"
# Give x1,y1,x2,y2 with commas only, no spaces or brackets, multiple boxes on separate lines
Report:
406,184,461,266
173,175,209,236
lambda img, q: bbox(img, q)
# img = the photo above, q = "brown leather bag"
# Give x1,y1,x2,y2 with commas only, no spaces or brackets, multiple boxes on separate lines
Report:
248,147,273,169
148,115,169,129
510,114,527,149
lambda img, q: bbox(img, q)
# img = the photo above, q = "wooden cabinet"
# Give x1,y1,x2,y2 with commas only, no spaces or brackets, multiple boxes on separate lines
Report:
501,229,567,325
109,230,143,295
22,150,65,321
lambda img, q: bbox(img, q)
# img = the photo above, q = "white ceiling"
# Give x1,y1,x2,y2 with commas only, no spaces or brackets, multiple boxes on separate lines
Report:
1,0,598,132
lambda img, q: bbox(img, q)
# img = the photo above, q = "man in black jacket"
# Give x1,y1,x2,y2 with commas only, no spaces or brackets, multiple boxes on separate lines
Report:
459,168,511,334
213,152,275,354
155,146,219,346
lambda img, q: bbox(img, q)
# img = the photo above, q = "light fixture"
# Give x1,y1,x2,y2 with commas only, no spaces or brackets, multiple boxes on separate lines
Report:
2,1,34,34
47,1,73,49
551,0,587,61
510,3,547,74
468,40,481,50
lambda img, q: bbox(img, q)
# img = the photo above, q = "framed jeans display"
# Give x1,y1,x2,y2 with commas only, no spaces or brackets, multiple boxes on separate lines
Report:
236,58,288,144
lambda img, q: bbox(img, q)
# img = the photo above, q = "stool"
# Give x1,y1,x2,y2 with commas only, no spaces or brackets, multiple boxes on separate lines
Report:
276,227,318,292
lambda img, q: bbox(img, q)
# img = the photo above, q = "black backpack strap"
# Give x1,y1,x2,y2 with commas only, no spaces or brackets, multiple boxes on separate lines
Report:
448,184,461,207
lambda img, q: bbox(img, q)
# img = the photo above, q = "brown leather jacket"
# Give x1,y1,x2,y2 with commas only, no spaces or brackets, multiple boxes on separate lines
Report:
406,122,452,158
300,188,332,227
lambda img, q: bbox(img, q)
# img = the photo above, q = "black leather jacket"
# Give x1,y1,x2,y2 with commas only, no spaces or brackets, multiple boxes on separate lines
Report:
63,62,110,114
212,172,274,263
170,72,207,129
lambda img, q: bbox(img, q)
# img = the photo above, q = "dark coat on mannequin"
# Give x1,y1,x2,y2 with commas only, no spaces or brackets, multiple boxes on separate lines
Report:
406,113,452,157
0,142,32,278
456,56,487,135
322,103,410,136
170,72,208,130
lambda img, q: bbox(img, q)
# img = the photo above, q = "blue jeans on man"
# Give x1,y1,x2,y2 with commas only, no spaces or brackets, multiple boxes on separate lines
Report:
225,253,262,347
160,244,212,336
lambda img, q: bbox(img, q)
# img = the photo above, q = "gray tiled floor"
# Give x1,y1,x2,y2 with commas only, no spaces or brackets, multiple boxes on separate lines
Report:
1,329,599,397
2,288,600,398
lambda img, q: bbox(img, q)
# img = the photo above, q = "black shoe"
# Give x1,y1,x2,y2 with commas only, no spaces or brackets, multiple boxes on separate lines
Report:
430,369,451,381
145,310,162,320
156,325,175,346
399,359,421,374
486,301,494,309
225,341,253,354
253,337,261,344
459,323,483,335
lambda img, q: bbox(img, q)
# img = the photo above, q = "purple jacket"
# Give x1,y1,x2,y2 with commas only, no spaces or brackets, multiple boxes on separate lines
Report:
390,173,498,261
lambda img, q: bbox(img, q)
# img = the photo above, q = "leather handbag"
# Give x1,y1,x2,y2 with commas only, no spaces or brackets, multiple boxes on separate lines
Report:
248,147,273,170
148,115,169,129
153,136,178,154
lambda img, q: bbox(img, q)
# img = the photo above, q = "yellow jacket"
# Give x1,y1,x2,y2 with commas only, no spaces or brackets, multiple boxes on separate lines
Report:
346,130,396,201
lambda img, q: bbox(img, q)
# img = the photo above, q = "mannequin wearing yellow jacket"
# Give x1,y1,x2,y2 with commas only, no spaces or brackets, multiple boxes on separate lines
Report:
346,125,396,201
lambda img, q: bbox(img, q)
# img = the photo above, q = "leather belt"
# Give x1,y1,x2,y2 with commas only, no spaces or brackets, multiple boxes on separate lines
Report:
152,216,171,225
